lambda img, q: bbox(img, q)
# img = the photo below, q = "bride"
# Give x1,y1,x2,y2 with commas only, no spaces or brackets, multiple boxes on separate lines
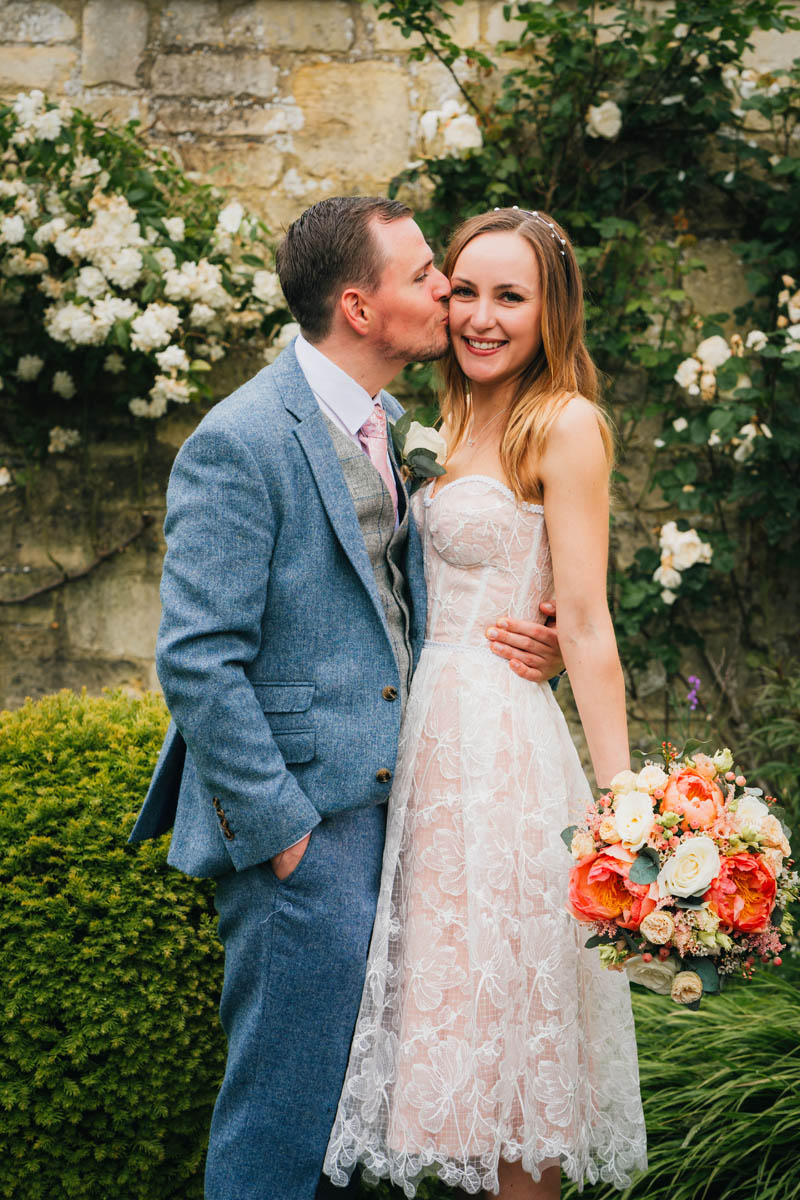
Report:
324,207,648,1198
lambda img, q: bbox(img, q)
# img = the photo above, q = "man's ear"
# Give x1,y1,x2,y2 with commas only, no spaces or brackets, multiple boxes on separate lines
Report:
339,286,373,336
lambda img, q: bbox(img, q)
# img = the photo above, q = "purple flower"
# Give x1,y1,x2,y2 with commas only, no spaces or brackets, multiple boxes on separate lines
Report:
687,675,700,711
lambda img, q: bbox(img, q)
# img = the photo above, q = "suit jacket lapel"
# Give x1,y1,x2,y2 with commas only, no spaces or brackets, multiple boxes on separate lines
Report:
273,345,389,625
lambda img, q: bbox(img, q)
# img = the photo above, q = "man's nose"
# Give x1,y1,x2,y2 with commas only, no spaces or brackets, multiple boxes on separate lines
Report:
431,269,450,301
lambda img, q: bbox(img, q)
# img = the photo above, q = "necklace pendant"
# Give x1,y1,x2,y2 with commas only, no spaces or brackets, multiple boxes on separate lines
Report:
467,436,475,446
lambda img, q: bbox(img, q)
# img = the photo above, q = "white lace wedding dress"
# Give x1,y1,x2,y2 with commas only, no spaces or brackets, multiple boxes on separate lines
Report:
324,476,647,1196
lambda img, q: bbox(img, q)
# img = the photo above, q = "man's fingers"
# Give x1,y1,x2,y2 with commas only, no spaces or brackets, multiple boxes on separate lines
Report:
487,619,558,652
489,640,546,667
509,658,545,682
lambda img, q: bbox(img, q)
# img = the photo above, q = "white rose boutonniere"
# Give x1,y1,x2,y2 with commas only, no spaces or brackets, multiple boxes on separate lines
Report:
390,412,447,485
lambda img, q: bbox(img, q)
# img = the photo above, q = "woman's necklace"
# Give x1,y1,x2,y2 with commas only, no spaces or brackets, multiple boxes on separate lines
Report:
466,405,505,447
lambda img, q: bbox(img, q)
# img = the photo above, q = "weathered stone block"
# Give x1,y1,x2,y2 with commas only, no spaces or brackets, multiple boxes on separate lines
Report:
744,22,800,73
153,97,302,137
683,240,752,320
158,0,225,47
289,61,410,183
227,0,355,52
177,139,284,190
1,1,76,44
65,571,162,660
485,0,522,45
0,45,77,93
151,51,277,97
82,0,148,87
82,95,152,128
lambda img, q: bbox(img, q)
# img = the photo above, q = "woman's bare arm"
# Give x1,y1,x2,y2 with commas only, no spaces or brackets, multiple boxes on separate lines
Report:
537,397,629,788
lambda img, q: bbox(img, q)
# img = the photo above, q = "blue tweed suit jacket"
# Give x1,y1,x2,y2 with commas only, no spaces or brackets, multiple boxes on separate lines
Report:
129,342,427,878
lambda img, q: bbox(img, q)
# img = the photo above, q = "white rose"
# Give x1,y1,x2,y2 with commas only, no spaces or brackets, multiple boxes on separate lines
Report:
761,814,790,857
661,589,678,605
672,416,688,432
657,836,720,899
745,329,768,351
674,357,700,388
613,791,656,851
625,953,679,995
0,466,12,488
442,113,483,153
163,216,185,242
610,769,638,795
251,269,284,308
403,421,448,466
1,214,26,244
419,109,441,144
586,100,622,140
598,815,621,843
653,563,681,590
695,335,731,369
75,266,107,299
155,344,190,372
637,764,669,792
16,354,44,381
733,794,769,833
788,291,800,323
47,425,80,454
52,370,76,399
217,201,244,235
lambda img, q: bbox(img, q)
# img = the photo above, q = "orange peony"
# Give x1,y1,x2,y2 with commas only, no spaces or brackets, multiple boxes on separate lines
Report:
660,767,724,830
705,853,777,933
569,848,657,931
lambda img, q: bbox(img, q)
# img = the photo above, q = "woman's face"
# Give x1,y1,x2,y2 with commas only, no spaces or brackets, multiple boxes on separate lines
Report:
448,230,543,396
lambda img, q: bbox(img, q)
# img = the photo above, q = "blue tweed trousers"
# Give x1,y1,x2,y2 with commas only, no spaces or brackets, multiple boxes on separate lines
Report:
204,803,386,1200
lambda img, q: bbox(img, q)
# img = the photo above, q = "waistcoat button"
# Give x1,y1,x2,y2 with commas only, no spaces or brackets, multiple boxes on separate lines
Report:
382,685,398,701
375,768,392,783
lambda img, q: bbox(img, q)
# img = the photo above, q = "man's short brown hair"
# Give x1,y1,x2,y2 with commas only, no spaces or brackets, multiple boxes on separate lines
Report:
275,196,412,342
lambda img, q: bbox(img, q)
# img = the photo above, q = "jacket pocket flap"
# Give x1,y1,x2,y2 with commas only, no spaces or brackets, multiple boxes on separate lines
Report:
272,730,315,764
251,682,315,713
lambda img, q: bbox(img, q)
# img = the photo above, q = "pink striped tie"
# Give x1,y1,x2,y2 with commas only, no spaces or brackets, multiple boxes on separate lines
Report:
357,402,398,522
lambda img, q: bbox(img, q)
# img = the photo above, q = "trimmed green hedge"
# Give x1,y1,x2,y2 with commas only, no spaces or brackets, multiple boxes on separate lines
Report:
0,690,224,1199
2,691,798,1199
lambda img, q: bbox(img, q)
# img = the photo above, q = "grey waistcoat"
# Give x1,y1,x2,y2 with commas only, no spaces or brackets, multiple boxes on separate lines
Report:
323,416,414,706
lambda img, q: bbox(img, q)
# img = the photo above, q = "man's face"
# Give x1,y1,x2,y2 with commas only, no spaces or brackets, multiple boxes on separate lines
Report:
367,217,451,365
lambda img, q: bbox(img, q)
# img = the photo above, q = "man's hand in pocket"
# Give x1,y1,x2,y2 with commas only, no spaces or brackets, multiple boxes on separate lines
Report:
270,832,311,880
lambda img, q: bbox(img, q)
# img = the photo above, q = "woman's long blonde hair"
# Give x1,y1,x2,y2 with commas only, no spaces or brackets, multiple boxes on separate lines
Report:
440,207,613,502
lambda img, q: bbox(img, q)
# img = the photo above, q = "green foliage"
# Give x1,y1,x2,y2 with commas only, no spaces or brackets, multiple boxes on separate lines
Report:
356,961,800,1199
0,690,224,1199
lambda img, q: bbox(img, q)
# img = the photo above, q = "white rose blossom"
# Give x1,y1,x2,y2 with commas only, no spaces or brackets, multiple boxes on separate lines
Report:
745,329,768,351
657,836,720,899
1,215,26,245
130,302,181,353
0,467,12,488
155,344,190,372
609,769,639,795
47,425,81,454
163,216,185,242
252,270,285,308
625,954,679,995
674,357,700,388
613,791,656,851
264,321,300,363
586,100,622,140
672,416,688,432
637,764,669,792
442,113,483,153
52,370,76,399
671,970,704,1005
402,421,448,465
695,335,731,369
217,201,244,235
639,911,675,945
75,266,107,299
16,354,45,381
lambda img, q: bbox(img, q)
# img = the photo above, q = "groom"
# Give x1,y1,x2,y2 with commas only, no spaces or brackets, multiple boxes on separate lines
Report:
130,196,563,1200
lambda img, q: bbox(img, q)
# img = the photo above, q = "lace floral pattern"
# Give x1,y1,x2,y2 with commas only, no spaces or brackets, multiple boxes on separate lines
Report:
324,477,647,1196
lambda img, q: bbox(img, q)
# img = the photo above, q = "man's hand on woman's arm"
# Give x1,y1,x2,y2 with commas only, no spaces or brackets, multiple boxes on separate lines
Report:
485,601,565,682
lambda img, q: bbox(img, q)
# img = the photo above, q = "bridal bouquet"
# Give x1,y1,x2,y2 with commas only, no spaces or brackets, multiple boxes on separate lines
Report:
563,743,798,1008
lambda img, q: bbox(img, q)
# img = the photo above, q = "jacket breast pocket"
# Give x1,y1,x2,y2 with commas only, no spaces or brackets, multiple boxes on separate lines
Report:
251,681,316,764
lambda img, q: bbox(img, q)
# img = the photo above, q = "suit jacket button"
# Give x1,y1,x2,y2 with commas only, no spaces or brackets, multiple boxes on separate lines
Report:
382,685,398,701
213,797,223,814
376,768,392,783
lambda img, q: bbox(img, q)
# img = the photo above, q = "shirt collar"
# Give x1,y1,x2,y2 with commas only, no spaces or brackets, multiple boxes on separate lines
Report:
294,332,378,436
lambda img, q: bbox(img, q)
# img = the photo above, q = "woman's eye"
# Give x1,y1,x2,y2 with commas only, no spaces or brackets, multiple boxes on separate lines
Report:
451,285,474,297
502,291,524,302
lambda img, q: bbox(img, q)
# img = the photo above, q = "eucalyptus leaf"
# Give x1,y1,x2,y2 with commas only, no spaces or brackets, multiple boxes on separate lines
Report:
685,956,720,994
560,824,578,851
629,854,660,885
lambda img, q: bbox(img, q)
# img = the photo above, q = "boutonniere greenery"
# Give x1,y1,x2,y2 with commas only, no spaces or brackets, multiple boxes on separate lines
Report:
389,412,447,484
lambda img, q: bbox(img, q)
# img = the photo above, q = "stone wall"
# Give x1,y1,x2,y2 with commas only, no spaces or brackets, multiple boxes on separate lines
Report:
1,1,799,712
